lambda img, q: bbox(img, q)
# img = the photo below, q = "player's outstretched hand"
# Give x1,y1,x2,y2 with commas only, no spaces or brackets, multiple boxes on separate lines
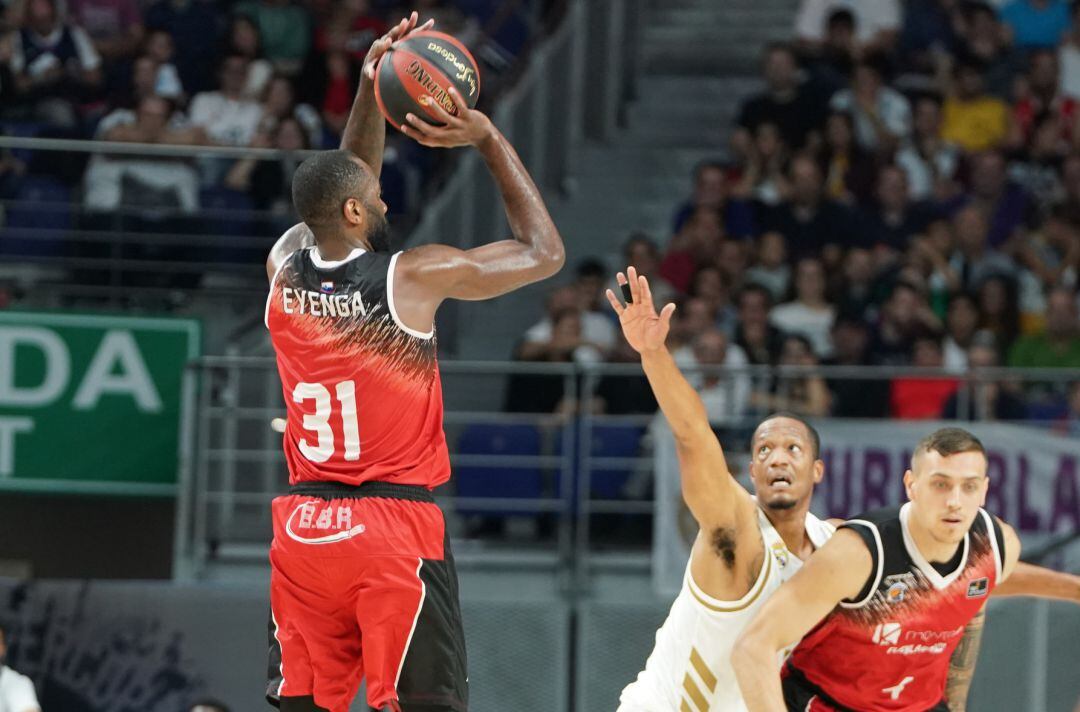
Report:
363,12,434,81
605,266,676,355
400,85,494,149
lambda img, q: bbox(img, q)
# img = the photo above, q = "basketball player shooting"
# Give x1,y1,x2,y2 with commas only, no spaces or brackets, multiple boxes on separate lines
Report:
262,12,564,712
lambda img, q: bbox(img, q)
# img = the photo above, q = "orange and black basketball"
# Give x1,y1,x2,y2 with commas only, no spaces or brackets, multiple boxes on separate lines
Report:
374,30,481,130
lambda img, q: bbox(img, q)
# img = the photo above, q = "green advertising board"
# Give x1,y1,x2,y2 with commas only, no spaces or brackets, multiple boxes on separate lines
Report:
0,311,200,495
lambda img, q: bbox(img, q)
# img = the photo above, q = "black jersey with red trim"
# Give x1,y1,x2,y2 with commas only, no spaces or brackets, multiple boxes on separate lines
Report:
265,246,450,488
787,503,1005,712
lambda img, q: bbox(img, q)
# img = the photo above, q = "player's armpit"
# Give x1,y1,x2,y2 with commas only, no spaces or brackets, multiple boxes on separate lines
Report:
732,529,873,712
992,561,1080,604
945,606,986,712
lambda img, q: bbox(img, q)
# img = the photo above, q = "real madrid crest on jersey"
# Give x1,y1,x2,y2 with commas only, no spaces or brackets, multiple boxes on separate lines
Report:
771,540,790,568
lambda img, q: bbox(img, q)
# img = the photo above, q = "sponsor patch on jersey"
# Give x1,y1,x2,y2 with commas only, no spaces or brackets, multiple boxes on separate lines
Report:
966,577,989,598
320,281,334,294
883,573,917,604
872,622,902,645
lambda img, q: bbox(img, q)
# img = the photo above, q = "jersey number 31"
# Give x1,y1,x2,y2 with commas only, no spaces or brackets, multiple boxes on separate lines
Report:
293,381,361,462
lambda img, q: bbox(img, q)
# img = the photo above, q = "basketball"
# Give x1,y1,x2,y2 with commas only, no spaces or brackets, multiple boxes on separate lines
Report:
374,30,481,130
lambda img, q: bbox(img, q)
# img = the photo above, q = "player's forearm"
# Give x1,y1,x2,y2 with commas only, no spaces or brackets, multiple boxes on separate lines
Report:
992,562,1080,603
946,608,985,712
640,347,713,443
476,127,564,273
732,636,787,712
340,75,386,176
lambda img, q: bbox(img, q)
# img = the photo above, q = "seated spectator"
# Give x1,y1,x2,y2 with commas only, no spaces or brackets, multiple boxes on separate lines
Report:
752,334,832,417
942,291,982,371
1015,206,1080,330
899,0,962,76
1009,111,1068,212
687,265,737,337
825,314,891,417
732,121,789,206
734,283,786,366
947,204,1017,291
144,0,221,95
669,297,722,366
744,231,792,302
8,0,103,129
110,53,159,108
68,0,143,62
82,94,206,213
258,73,322,148
188,54,264,147
736,42,826,153
225,14,274,101
1000,0,1070,50
829,55,912,155
672,160,754,238
595,330,658,416
794,0,901,57
835,246,878,319
943,331,1027,420
622,233,677,307
941,56,1010,152
1008,285,1080,367
896,94,961,202
817,110,877,206
1058,2,1080,98
760,154,859,261
769,256,837,358
517,284,615,363
869,280,943,364
0,623,40,712
506,307,594,415
954,2,1019,99
688,328,751,424
142,29,183,101
803,9,859,99
716,239,751,294
660,207,724,294
976,273,1021,351
861,165,934,252
1012,50,1076,147
890,332,959,418
224,115,307,233
234,0,311,74
965,150,1033,248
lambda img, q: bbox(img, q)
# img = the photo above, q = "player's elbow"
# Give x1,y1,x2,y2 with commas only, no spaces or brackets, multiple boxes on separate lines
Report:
731,625,772,674
531,231,565,277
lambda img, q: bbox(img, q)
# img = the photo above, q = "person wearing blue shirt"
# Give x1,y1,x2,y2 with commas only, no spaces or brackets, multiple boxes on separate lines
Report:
1001,0,1071,49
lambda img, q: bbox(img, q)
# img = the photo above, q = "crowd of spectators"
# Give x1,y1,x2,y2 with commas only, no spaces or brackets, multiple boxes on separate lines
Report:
512,0,1080,428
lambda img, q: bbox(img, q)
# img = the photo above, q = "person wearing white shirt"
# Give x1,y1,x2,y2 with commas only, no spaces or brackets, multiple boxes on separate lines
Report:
187,54,264,147
0,624,40,712
829,59,912,153
769,257,837,358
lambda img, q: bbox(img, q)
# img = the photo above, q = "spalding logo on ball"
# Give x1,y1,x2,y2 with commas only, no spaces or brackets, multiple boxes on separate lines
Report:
374,30,481,130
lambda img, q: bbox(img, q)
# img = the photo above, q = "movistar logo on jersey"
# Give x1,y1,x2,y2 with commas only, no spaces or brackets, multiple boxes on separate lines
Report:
281,287,367,318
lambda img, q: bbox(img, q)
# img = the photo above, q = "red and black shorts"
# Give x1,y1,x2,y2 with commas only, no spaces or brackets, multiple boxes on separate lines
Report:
781,664,949,712
266,481,468,712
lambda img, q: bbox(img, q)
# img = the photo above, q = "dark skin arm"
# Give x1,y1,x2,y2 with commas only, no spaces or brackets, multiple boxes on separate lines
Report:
392,85,565,333
266,223,314,283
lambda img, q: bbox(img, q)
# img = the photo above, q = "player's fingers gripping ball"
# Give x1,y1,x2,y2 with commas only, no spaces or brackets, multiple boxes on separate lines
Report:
374,30,480,130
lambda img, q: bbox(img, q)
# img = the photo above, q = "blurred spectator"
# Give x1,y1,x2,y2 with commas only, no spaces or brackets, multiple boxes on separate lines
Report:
1058,2,1080,98
144,0,222,95
68,0,143,62
506,307,594,415
672,161,755,238
660,207,724,293
769,256,837,358
736,43,825,153
941,56,1010,152
899,0,962,76
1061,153,1080,224
943,291,981,371
943,331,1027,420
142,29,183,101
803,9,859,97
870,280,943,364
595,331,658,416
732,121,789,206
948,204,1017,291
308,20,361,137
794,0,900,56
622,233,677,307
896,94,961,202
835,246,878,318
954,2,1019,100
760,154,859,261
976,274,1021,351
517,284,615,363
83,94,206,213
1008,285,1080,367
225,14,273,101
825,314,891,417
1012,50,1076,148
734,283,786,366
258,73,322,147
188,54,264,147
233,0,311,74
669,297,721,364
1009,110,1068,210
8,0,103,129
0,622,41,712
744,231,791,301
964,150,1032,247
687,265,737,337
861,165,934,252
752,334,832,417
189,701,230,712
890,332,959,418
716,239,751,294
999,0,1070,50
224,115,307,232
829,56,912,154
689,328,751,424
1015,206,1080,328
818,110,877,205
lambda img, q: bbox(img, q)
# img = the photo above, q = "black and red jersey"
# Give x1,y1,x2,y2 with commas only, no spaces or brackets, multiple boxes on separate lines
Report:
265,246,450,488
787,503,1005,712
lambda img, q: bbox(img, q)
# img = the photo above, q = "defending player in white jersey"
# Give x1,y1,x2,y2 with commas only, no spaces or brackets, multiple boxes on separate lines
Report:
606,267,1080,712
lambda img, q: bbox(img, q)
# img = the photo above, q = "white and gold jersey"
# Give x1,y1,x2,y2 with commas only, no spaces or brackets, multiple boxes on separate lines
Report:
617,508,835,712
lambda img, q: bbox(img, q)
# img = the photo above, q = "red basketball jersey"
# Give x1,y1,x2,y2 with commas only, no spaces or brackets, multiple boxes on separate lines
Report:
787,504,1004,712
265,246,450,488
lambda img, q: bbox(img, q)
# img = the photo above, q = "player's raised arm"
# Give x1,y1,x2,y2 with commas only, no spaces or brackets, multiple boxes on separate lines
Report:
732,528,873,712
340,12,432,176
266,222,314,283
606,267,752,528
391,86,565,328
